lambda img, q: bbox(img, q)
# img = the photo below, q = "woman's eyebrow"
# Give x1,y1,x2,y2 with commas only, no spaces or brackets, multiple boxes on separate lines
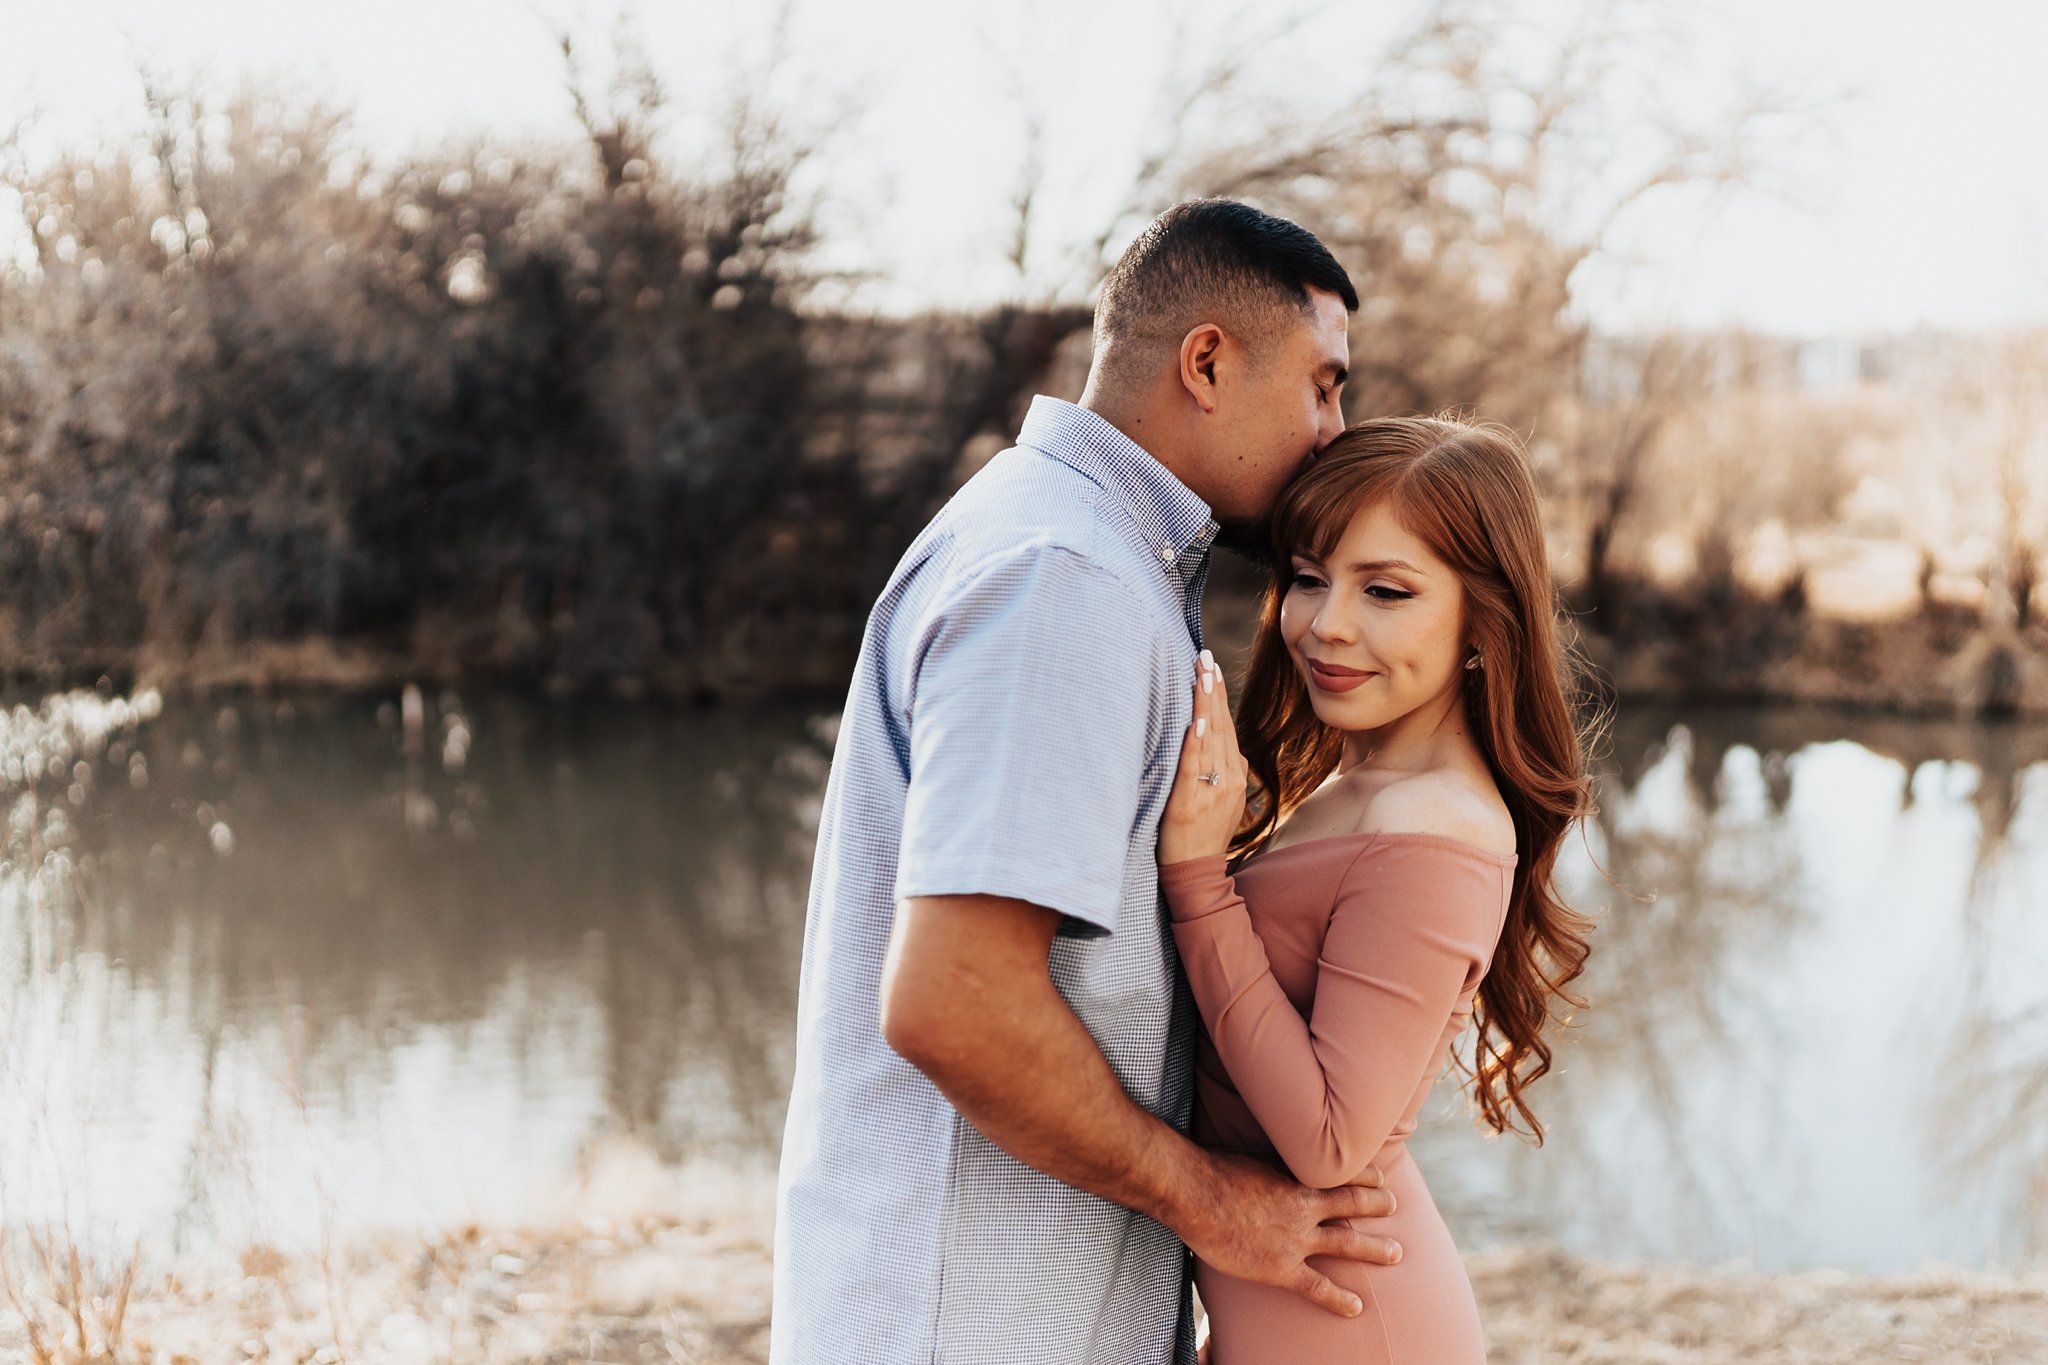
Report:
1291,553,1427,575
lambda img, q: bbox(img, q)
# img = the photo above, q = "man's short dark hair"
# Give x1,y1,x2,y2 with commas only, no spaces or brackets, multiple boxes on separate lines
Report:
1092,199,1358,389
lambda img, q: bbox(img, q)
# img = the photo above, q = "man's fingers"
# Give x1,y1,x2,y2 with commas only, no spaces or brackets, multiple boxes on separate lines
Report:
1314,1224,1403,1267
1293,1267,1364,1318
1320,1181,1396,1220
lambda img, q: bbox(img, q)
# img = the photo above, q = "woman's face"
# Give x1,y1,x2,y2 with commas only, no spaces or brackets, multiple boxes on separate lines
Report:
1279,499,1468,734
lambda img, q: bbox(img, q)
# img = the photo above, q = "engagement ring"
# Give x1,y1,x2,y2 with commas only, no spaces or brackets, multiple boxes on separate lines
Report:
1199,771,1222,785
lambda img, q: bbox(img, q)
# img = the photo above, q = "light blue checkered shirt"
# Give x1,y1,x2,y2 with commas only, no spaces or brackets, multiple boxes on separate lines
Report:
771,397,1218,1364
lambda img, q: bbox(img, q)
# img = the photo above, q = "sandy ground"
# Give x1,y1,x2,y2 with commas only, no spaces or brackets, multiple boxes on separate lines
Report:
6,1218,2045,1365
1469,1246,2048,1364
4,1139,2041,1364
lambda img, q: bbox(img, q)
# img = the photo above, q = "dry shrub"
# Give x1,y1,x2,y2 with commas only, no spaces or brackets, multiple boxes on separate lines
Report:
0,1228,142,1364
0,40,855,696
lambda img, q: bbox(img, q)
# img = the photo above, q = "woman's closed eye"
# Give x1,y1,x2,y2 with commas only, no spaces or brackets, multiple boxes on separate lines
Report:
1289,571,1328,591
1365,584,1414,601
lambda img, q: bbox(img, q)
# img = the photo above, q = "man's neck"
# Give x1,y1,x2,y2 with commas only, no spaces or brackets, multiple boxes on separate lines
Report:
1078,396,1198,491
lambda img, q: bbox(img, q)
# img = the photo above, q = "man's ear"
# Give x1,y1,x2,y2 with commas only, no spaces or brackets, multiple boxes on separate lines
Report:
1177,323,1227,414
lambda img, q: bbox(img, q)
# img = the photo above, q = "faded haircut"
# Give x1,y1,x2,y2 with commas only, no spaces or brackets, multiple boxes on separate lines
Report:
1092,199,1358,392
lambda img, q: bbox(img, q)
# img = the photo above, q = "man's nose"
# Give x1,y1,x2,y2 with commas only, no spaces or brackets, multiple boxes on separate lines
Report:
1318,399,1346,447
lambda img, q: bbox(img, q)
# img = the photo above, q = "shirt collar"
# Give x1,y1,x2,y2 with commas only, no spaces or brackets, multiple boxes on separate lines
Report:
1016,396,1219,569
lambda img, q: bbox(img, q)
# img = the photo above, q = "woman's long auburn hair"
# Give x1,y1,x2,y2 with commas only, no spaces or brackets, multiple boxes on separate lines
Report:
1229,415,1600,1141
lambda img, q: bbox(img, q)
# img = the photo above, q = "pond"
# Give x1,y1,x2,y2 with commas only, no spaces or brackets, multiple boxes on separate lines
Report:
1,687,2042,1275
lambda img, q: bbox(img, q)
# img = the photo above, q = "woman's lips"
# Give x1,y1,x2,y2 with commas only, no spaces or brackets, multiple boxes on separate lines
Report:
1306,660,1375,693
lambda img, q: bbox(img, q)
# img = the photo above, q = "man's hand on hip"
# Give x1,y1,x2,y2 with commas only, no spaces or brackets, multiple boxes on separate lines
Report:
1176,1151,1400,1319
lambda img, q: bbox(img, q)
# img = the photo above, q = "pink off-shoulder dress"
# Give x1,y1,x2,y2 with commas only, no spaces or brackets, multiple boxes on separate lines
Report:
1161,833,1516,1365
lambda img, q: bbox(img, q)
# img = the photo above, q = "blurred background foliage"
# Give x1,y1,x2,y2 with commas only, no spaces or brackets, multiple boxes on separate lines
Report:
0,1,2041,708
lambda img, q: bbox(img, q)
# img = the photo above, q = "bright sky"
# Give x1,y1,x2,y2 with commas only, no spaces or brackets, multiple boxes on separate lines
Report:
1,0,2044,336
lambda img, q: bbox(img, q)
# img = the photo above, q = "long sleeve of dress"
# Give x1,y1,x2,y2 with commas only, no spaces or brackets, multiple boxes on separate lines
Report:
1161,839,1511,1189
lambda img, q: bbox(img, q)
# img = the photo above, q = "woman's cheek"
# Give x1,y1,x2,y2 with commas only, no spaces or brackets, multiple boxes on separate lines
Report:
1278,594,1307,650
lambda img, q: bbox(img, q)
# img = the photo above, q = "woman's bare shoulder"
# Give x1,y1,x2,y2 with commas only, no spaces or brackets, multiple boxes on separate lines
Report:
1354,768,1517,856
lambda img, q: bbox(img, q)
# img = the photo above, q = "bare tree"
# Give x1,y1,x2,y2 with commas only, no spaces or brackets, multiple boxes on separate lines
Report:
1571,334,1704,618
1118,0,1798,617
1986,330,2048,632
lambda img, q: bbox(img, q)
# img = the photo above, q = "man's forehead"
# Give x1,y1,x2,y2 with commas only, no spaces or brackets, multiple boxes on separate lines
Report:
1303,288,1352,366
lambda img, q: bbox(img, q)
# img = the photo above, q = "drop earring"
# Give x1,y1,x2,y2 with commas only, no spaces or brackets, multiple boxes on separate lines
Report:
1464,650,1484,671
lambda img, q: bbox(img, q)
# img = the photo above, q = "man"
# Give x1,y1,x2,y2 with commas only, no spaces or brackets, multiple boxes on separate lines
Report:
772,200,1399,1365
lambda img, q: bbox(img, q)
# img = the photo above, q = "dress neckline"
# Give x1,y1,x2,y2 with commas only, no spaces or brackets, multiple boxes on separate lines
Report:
1249,829,1518,869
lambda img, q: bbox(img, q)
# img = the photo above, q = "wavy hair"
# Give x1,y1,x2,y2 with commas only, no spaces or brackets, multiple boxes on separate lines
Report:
1230,415,1600,1140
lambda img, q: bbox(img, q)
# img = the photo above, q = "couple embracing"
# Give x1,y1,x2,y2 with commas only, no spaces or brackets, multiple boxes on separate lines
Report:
771,199,1594,1364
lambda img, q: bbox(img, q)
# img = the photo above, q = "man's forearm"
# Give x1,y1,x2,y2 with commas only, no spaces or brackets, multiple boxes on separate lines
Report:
881,892,1402,1315
920,978,1211,1229
880,893,1214,1235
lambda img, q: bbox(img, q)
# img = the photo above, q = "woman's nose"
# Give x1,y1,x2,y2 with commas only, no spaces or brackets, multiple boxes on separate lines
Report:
1311,601,1356,643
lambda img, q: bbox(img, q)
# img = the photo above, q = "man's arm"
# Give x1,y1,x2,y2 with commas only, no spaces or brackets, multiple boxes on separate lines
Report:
879,892,1402,1319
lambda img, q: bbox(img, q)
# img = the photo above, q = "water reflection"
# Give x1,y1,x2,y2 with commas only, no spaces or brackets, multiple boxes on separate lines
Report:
0,689,825,1258
1413,705,2048,1272
1,691,2044,1273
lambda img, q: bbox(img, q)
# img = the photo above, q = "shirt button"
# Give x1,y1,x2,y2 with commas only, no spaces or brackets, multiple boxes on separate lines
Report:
1159,543,1174,563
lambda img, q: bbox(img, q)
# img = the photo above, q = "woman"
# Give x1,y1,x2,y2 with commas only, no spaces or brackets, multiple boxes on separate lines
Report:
1159,416,1596,1363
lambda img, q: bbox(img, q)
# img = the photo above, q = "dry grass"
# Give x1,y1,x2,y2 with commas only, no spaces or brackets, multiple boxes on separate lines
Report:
1473,1245,2048,1364
0,1228,143,1364
0,1213,771,1365
4,1208,2043,1364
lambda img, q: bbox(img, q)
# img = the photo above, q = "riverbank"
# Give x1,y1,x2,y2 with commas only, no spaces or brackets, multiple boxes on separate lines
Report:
11,590,2048,720
6,1217,2042,1364
1204,569,2048,720
15,532,2048,718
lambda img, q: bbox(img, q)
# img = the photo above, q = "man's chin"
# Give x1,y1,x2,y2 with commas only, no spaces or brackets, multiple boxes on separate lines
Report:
1212,515,1272,557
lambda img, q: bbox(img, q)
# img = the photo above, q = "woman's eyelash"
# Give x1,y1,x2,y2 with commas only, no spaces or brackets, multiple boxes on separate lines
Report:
1291,572,1410,601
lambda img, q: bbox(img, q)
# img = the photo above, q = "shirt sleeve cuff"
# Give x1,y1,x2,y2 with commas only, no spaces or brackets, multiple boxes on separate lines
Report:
1158,853,1237,923
895,865,1120,936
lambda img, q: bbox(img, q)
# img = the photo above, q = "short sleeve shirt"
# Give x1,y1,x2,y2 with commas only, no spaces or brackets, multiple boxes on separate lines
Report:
771,397,1218,1365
